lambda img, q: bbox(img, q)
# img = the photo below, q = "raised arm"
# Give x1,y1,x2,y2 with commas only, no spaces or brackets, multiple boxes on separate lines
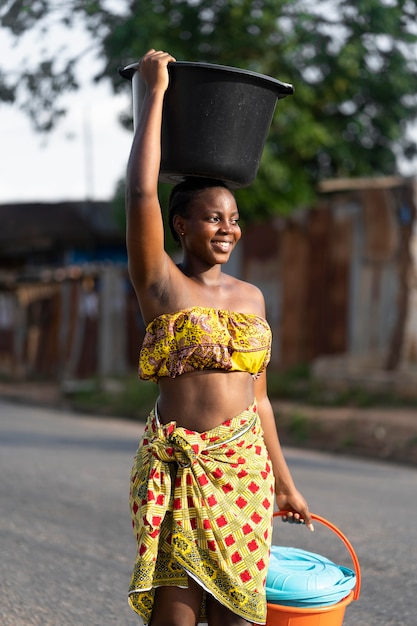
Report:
125,49,176,308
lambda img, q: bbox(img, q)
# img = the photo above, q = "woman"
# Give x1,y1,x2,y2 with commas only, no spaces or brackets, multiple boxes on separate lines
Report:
126,49,313,626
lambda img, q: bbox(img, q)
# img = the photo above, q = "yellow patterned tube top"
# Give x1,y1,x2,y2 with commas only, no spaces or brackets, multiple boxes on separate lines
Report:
139,307,272,382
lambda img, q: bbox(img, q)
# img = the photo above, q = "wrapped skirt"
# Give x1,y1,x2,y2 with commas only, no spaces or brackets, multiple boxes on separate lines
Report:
128,400,275,624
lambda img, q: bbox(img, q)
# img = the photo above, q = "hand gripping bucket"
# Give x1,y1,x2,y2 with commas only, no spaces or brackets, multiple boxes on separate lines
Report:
266,512,361,626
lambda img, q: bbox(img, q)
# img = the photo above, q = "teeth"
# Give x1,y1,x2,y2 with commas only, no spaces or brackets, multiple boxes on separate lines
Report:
214,241,231,251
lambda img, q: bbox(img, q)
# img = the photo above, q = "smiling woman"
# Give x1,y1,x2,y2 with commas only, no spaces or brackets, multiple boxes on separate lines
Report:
124,48,313,626
167,178,240,244
167,179,241,267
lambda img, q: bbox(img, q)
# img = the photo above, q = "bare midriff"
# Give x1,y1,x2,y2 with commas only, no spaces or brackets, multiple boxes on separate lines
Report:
156,370,255,432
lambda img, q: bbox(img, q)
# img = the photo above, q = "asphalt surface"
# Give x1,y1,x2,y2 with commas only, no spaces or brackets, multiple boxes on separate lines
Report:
1,399,416,625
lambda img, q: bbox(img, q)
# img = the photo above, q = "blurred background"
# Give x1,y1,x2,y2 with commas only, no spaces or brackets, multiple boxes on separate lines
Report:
1,0,417,417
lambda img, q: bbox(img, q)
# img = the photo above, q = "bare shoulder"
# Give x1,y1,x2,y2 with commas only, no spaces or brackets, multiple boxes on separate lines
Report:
223,274,266,317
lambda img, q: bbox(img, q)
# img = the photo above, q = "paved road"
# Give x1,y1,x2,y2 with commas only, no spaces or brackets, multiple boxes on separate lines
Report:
0,400,416,626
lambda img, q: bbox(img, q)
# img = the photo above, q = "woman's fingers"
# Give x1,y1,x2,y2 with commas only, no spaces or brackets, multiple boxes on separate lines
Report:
138,49,176,89
281,511,314,531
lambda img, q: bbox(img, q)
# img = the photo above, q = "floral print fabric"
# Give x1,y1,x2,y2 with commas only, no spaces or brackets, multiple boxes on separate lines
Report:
139,307,272,382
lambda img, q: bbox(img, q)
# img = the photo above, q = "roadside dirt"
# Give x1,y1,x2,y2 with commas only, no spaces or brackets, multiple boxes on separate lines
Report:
275,400,417,466
1,381,416,467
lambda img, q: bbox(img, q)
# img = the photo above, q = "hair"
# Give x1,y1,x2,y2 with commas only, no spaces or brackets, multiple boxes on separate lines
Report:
168,177,233,243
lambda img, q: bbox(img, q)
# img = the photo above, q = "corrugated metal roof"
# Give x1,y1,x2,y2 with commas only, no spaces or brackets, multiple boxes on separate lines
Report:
0,201,123,254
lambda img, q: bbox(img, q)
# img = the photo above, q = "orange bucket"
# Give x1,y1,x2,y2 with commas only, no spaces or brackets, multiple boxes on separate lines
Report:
266,512,361,626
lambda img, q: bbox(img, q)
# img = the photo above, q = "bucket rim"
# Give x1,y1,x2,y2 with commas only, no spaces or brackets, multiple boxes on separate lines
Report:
118,60,294,97
267,589,355,615
273,511,361,601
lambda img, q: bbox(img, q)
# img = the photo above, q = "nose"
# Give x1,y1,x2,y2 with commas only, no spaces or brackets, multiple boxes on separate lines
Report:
218,220,233,233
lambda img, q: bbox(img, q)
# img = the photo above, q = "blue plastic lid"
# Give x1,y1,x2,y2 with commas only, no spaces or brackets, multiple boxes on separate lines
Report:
266,546,356,607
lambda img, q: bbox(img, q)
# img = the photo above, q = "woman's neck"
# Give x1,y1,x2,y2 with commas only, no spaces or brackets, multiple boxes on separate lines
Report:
178,260,224,287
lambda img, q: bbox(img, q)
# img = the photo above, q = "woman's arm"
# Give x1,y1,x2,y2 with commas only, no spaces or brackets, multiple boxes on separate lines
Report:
254,372,314,531
125,49,176,312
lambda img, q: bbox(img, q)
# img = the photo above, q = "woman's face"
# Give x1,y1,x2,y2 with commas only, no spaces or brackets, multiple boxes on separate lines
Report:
175,186,241,265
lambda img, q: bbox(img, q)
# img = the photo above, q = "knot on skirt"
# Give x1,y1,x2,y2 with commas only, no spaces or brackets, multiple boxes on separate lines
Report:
150,429,200,467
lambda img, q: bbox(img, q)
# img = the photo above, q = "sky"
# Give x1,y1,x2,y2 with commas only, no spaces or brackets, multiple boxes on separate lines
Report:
1,86,132,203
0,14,133,204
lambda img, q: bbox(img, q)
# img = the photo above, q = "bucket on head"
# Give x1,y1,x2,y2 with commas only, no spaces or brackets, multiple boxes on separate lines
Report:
266,512,361,626
119,60,294,189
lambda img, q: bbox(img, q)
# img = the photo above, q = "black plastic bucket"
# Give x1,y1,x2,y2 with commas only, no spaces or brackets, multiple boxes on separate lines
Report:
119,61,293,188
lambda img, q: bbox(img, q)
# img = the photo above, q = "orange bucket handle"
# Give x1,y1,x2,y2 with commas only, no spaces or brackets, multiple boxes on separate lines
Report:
273,511,361,600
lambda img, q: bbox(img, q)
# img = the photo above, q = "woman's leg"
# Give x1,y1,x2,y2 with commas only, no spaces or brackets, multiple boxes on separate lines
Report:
206,594,253,626
149,577,203,626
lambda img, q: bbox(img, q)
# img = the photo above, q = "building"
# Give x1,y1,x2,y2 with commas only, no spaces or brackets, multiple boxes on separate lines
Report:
0,201,142,381
240,176,417,394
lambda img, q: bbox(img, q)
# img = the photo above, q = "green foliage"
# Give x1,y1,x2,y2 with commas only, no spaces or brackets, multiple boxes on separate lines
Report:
266,364,417,408
68,376,159,420
285,411,312,443
2,0,417,216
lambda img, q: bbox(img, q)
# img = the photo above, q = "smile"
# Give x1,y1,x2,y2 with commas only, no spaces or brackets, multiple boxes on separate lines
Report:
212,240,233,252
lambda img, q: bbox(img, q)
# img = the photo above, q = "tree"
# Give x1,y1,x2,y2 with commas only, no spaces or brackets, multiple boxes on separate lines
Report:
2,0,417,218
